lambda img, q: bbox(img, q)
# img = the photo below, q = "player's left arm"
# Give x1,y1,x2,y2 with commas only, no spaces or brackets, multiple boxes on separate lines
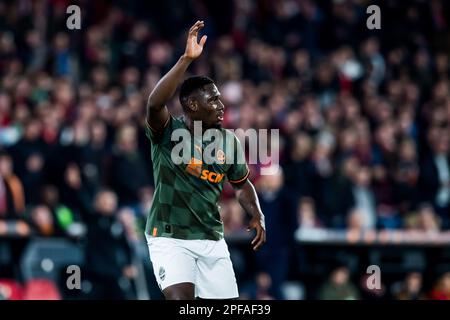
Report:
232,180,266,251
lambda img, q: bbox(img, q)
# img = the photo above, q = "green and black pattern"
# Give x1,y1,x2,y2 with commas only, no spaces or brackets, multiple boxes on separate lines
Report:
145,116,249,240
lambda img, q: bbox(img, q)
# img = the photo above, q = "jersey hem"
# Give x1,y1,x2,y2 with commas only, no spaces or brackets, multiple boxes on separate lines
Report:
144,230,224,241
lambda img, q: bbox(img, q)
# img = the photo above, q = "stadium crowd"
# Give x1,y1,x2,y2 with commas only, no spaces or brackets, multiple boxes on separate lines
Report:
1,0,450,300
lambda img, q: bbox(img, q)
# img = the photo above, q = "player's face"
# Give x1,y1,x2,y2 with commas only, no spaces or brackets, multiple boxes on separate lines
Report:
194,84,225,129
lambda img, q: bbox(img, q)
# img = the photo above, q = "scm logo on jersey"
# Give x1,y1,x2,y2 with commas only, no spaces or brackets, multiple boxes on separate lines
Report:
200,170,224,183
185,157,224,183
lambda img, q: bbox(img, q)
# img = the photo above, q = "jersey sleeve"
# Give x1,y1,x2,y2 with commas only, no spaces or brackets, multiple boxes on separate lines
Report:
227,134,250,185
145,115,172,144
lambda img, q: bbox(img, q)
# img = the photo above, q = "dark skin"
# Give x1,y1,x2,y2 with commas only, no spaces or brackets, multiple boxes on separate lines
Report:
147,21,266,300
183,82,225,130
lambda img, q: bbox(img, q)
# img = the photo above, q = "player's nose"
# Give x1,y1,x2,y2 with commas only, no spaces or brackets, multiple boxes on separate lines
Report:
218,100,225,111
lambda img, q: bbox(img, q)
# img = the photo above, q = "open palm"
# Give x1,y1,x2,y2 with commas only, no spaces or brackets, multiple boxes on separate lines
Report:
184,20,207,60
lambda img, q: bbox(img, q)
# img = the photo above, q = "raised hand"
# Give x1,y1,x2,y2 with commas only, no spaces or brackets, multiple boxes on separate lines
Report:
184,20,207,60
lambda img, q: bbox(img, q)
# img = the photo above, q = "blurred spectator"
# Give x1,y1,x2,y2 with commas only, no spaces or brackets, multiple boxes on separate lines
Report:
284,132,314,199
84,189,136,299
255,166,297,299
52,33,73,77
393,272,425,300
7,119,47,205
346,208,365,232
253,272,275,300
0,152,25,219
393,138,420,213
58,162,92,220
350,165,377,230
109,124,151,206
404,203,441,232
420,131,450,227
326,156,357,228
428,272,450,300
29,205,64,237
39,185,83,236
80,119,110,193
297,196,323,230
240,272,275,300
318,264,360,300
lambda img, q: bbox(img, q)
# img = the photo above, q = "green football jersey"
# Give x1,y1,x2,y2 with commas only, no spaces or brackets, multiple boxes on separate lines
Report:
145,116,249,241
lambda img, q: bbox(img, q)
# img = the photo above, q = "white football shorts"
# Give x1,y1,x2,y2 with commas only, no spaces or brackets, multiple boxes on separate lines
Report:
145,234,239,299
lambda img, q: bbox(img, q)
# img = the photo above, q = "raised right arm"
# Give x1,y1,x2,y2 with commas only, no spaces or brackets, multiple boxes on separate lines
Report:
146,20,207,132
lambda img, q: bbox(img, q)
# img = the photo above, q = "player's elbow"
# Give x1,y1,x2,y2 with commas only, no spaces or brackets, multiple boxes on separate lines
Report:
147,100,163,113
147,92,165,111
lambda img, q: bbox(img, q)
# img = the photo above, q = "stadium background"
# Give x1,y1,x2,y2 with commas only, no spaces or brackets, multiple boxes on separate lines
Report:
1,0,450,300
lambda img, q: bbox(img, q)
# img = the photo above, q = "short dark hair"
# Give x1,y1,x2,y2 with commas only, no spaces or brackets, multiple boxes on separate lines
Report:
179,76,214,109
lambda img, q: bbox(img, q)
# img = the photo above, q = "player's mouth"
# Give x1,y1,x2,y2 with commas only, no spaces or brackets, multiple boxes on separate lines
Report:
217,111,224,121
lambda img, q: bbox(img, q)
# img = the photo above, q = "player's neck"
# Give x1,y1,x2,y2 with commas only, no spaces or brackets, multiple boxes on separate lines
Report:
184,117,217,134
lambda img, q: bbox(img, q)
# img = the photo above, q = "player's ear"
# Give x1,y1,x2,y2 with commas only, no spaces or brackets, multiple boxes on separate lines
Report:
187,97,198,112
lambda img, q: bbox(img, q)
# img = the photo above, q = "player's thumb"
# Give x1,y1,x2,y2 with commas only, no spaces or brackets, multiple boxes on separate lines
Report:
200,35,207,46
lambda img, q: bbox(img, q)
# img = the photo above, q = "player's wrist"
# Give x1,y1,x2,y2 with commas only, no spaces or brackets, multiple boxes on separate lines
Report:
251,212,264,221
180,54,195,63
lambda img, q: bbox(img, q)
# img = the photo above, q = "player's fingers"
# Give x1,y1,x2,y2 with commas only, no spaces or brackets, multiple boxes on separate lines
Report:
258,230,266,249
189,27,198,35
251,226,261,245
256,226,267,249
189,21,204,33
190,20,202,29
192,24,205,38
199,35,207,47
253,230,264,251
190,27,201,38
